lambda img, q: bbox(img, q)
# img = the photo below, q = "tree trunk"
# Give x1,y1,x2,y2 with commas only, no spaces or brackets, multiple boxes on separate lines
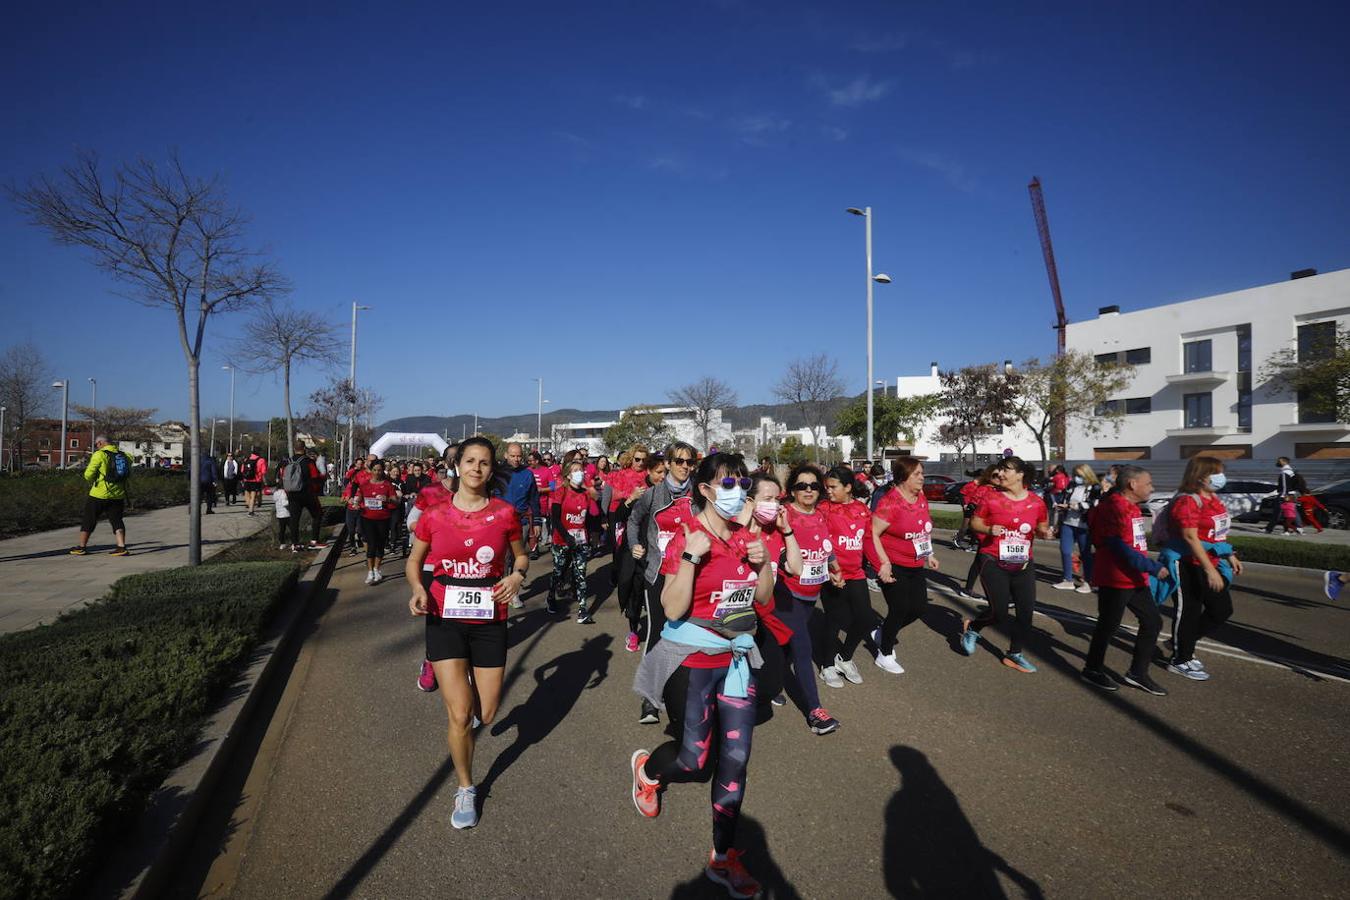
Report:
187,356,202,565
284,359,295,457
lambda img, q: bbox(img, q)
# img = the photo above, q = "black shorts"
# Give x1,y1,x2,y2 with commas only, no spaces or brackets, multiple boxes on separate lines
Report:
425,616,507,668
243,480,263,492
81,496,125,533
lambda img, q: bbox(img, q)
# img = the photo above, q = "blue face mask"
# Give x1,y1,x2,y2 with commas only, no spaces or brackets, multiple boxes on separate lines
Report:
1073,475,1083,484
711,485,747,519
1207,473,1227,491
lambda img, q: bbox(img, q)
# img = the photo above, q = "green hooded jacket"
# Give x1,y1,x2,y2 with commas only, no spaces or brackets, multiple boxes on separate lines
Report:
84,446,128,500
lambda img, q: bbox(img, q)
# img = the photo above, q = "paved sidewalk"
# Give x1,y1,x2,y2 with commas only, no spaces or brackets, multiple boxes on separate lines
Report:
0,502,271,635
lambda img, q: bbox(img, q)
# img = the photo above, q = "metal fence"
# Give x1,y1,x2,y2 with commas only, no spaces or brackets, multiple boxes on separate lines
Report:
918,458,1350,492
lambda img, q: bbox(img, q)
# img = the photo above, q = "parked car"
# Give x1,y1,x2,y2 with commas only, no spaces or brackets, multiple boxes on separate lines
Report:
922,474,956,501
1144,479,1278,522
1258,478,1350,529
943,480,972,504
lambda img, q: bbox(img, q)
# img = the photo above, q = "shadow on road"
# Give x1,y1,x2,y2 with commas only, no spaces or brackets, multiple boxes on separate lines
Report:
884,745,1043,899
668,814,801,900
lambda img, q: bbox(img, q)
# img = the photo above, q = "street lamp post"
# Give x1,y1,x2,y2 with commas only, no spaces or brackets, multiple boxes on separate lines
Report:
222,364,235,454
846,207,893,462
88,377,96,461
534,377,551,452
875,379,888,399
348,302,371,469
0,405,6,472
52,380,69,468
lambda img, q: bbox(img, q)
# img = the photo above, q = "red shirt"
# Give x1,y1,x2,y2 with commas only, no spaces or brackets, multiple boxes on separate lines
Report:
354,479,398,519
552,488,590,546
1169,492,1231,567
780,505,832,599
975,490,1048,568
753,525,794,645
960,481,986,506
824,500,871,580
531,466,554,514
653,496,695,560
661,515,760,668
414,480,455,511
1089,492,1150,589
874,489,935,569
414,497,522,621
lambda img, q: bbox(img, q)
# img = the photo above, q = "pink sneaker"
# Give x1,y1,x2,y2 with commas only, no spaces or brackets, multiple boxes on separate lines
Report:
417,659,437,692
625,632,640,653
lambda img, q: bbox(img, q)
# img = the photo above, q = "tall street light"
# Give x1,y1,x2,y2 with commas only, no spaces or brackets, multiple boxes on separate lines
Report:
348,302,371,468
875,379,888,399
210,418,227,456
88,377,97,460
0,405,6,472
534,377,550,451
52,380,69,468
222,364,236,453
846,207,893,462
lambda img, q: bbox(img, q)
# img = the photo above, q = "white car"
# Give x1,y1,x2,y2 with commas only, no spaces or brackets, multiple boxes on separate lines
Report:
1143,479,1279,523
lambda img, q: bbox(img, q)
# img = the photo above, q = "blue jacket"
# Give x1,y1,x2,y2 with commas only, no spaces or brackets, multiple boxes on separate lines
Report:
199,455,219,484
501,464,541,518
1150,539,1234,606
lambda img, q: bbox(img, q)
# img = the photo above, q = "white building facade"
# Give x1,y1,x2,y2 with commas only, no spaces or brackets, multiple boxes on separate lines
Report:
893,364,1044,462
1064,268,1350,461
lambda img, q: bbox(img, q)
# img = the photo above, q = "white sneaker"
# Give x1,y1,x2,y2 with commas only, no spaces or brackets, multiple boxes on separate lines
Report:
373,569,384,584
364,570,375,585
834,654,863,685
1052,581,1075,591
279,544,289,551
1075,583,1093,593
874,652,904,674
819,666,845,689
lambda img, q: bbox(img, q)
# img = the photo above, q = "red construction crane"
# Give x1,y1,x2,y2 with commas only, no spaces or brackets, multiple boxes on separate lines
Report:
1028,176,1067,354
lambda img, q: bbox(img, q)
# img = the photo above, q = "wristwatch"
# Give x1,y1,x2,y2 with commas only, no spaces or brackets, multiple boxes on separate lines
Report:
681,551,702,566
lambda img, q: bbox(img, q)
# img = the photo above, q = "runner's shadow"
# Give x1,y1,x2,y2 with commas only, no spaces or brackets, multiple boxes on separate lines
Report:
668,814,801,899
477,634,613,800
884,745,1044,899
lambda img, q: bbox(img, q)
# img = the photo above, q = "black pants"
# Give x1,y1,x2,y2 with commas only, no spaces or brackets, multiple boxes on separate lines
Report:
964,551,987,594
821,578,875,662
617,544,645,633
1175,563,1234,662
285,491,323,545
878,566,928,655
970,563,1036,654
360,517,391,560
344,508,362,550
1086,585,1162,676
641,574,666,653
1264,501,1302,533
223,477,239,504
199,482,216,512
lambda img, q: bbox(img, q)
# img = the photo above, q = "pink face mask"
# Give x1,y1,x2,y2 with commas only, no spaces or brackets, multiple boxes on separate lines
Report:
752,500,780,524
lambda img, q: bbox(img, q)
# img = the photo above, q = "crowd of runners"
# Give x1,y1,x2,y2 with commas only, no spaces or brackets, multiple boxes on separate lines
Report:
311,433,1276,899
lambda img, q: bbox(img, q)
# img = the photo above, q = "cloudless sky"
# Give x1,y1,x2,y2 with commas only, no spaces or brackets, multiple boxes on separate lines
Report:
3,0,1348,424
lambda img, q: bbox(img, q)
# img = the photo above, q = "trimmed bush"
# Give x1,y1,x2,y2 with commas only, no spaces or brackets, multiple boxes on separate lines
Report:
0,468,191,538
0,560,299,900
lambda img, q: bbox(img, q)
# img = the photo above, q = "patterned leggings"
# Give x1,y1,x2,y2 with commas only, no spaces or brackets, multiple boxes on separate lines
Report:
644,665,757,853
549,544,589,602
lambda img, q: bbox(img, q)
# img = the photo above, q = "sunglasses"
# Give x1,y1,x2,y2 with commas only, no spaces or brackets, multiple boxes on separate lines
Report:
633,456,648,462
670,456,694,466
791,481,821,492
719,476,753,490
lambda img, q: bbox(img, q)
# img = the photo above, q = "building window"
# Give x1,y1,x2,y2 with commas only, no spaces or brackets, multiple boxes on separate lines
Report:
70,439,79,448
40,438,50,448
1183,392,1212,428
1236,324,1251,373
39,453,50,463
1235,324,1253,430
1297,321,1337,424
1124,347,1151,365
1095,397,1152,416
1094,353,1117,367
1183,339,1212,373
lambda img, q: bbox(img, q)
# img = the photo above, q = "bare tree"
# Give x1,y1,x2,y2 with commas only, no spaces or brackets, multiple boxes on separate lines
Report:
668,376,738,452
772,354,845,462
304,377,383,464
11,151,288,563
231,301,343,455
71,404,158,445
0,340,53,471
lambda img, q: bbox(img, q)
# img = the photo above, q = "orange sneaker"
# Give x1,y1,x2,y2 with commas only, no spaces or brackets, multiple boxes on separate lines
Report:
630,749,661,818
705,848,760,898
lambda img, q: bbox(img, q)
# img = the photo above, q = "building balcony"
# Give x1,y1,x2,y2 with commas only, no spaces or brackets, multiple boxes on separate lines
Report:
1164,370,1231,387
1278,422,1350,434
1163,424,1243,438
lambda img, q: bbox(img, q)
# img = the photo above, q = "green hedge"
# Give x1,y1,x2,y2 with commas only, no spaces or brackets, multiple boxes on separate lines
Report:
0,468,191,539
0,560,299,900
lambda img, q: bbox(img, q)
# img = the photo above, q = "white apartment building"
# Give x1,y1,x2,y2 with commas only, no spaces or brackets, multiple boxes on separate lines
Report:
730,416,856,461
1065,268,1350,461
553,406,737,457
893,364,1044,462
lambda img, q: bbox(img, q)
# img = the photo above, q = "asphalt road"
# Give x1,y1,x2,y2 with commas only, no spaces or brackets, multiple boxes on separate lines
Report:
173,534,1350,899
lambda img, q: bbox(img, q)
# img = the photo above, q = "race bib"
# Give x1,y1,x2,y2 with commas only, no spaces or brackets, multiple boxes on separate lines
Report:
1130,517,1147,552
713,577,757,620
998,535,1030,564
568,528,586,543
1212,513,1230,542
800,559,829,586
363,495,384,510
658,531,675,553
912,533,933,559
441,585,494,620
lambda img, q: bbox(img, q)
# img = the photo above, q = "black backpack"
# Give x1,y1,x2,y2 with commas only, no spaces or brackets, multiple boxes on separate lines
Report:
105,448,132,483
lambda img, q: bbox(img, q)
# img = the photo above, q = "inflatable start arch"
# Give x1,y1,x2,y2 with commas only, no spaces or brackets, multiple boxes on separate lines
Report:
369,432,450,458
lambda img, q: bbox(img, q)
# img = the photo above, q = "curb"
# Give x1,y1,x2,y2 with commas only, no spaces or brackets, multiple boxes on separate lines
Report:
99,527,346,899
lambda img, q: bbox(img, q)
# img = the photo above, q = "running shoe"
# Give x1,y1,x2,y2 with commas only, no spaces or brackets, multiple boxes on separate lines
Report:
308,540,325,549
510,596,524,610
1003,652,1037,673
630,749,661,818
1189,657,1207,672
834,654,863,685
874,652,904,675
959,619,979,656
819,666,845,689
279,544,289,551
1167,659,1210,681
109,547,129,557
364,571,375,585
1123,671,1168,696
770,693,786,707
545,598,560,616
1326,571,1344,602
69,546,87,555
625,632,640,653
705,848,760,899
291,544,301,554
807,708,840,735
870,626,882,648
576,607,595,625
1051,580,1075,591
866,578,880,593
1075,583,1093,594
451,786,478,830
1080,668,1118,691
373,569,385,584
417,659,437,692
639,699,660,724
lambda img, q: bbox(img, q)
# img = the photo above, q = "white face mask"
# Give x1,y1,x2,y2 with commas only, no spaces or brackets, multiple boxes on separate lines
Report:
570,471,585,487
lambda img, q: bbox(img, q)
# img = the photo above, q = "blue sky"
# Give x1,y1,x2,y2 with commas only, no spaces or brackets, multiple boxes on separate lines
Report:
3,0,1348,424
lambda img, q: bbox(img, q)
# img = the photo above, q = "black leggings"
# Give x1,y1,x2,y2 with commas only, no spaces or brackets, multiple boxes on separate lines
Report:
642,574,666,654
969,563,1036,654
1174,563,1234,663
643,665,757,854
1086,585,1162,676
820,578,875,662
964,551,987,594
617,546,645,633
878,566,928,655
359,517,391,560
285,492,323,545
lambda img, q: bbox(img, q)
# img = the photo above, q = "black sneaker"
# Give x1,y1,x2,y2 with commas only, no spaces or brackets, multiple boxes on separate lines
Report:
1123,671,1169,696
576,607,595,625
639,699,660,724
807,708,840,735
545,598,560,616
1080,668,1118,692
